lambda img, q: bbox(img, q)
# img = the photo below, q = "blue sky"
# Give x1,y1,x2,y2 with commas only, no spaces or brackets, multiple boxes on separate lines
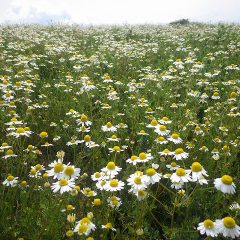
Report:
0,0,240,25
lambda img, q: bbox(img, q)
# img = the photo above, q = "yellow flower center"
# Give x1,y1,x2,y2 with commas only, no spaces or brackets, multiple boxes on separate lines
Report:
175,148,184,154
163,149,170,154
106,122,112,128
146,168,156,176
162,117,169,121
107,162,116,170
223,217,236,229
7,175,14,181
84,135,91,142
113,146,120,151
54,163,64,173
134,177,142,184
30,169,37,175
138,189,146,196
195,126,201,131
24,127,30,131
172,133,179,139
81,114,88,122
40,131,48,138
16,128,25,134
157,136,165,141
95,172,101,178
66,204,74,211
159,125,166,131
59,179,68,186
64,166,75,176
2,142,8,147
131,155,137,161
81,217,90,225
171,162,177,167
213,92,219,96
150,119,158,126
111,135,117,139
191,162,203,172
230,92,237,98
79,225,88,233
176,168,186,176
6,149,14,155
221,175,233,185
109,179,119,187
203,219,214,229
139,152,147,160
105,223,113,229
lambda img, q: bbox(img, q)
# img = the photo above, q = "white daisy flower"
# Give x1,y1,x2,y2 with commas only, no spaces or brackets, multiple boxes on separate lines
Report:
170,168,192,183
190,162,208,182
104,179,125,192
74,217,96,236
216,217,240,238
214,175,236,194
168,133,182,144
102,223,116,231
166,162,180,171
107,196,122,209
61,165,80,179
154,125,170,136
135,189,148,201
173,148,189,161
101,162,122,177
159,117,172,124
137,152,153,163
101,122,117,132
143,168,161,185
2,175,18,187
154,136,168,144
158,148,173,157
51,178,75,194
197,219,219,237
127,171,147,193
46,160,66,179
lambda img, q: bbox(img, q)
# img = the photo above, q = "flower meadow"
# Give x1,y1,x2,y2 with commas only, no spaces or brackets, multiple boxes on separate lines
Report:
0,24,239,240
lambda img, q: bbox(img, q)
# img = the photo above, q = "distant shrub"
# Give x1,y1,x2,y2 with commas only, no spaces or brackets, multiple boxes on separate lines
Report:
169,18,190,25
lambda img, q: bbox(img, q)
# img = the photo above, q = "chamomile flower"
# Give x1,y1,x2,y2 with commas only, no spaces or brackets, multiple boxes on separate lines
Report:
146,119,159,128
104,179,125,192
101,162,122,177
154,125,170,136
158,148,173,157
46,160,66,179
197,219,218,237
216,217,240,238
51,178,75,194
173,148,189,160
159,116,172,124
77,114,92,127
214,175,236,194
61,165,80,179
168,133,182,144
135,189,148,201
2,175,18,187
108,145,123,153
170,168,192,184
143,168,161,185
190,162,208,182
107,196,122,208
101,122,117,132
137,152,153,163
155,136,168,144
74,217,96,236
2,149,17,159
102,223,116,231
166,162,180,171
107,135,120,142
127,171,147,193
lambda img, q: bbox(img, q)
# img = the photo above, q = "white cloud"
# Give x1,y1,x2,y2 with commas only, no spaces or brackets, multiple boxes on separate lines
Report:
0,0,239,24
